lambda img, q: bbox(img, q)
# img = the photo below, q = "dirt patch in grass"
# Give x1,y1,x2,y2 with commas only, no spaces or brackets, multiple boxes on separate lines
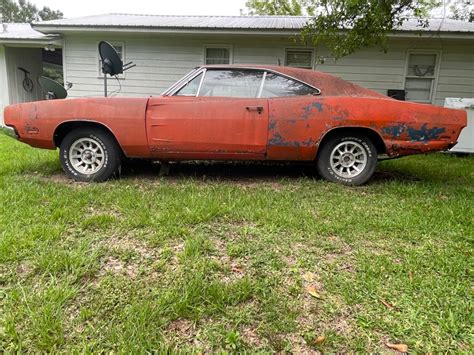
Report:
286,333,318,353
97,234,167,280
165,318,195,339
324,235,356,273
102,234,156,257
100,256,138,278
241,325,264,348
163,318,211,349
35,172,90,187
86,205,122,218
16,262,33,278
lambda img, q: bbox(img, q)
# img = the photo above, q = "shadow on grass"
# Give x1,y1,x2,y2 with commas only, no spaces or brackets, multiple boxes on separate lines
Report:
120,159,424,185
121,160,318,183
20,154,469,186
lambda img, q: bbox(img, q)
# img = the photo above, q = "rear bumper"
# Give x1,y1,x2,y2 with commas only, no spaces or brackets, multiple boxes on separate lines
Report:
1,125,18,140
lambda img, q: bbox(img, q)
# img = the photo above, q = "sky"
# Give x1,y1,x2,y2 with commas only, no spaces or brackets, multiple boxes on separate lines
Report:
31,0,249,18
18,0,472,19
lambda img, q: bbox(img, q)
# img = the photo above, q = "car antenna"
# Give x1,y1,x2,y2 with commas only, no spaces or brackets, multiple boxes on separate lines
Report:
98,41,136,97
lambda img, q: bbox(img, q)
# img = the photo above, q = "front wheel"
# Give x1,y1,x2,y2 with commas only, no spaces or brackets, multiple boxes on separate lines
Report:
316,134,377,186
59,128,121,182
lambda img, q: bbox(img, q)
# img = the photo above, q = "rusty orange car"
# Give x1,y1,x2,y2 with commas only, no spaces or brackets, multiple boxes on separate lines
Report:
2,65,467,185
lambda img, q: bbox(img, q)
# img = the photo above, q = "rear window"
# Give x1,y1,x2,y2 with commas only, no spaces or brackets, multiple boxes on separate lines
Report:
261,73,318,98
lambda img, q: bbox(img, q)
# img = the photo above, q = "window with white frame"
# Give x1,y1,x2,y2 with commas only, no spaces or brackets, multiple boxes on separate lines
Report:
285,49,313,69
204,46,232,65
98,42,124,76
404,52,439,103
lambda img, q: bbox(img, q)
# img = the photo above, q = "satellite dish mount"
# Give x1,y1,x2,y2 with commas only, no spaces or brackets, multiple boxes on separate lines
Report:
98,41,136,97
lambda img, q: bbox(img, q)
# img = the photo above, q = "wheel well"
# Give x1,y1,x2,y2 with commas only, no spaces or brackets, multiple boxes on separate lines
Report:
317,127,387,155
53,121,121,150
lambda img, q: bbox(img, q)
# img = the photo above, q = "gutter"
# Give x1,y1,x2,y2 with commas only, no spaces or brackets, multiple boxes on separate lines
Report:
0,37,62,46
31,24,474,39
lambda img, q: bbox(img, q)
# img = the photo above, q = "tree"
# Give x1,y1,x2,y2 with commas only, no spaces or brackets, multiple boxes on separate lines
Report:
245,0,440,58
246,0,316,15
0,0,63,22
449,0,473,22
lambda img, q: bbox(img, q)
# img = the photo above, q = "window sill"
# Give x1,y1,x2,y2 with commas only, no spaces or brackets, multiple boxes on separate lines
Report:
96,76,126,80
405,75,435,79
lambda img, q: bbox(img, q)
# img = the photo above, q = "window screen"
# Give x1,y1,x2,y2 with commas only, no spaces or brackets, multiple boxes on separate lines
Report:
205,48,231,65
199,70,263,98
404,53,437,103
285,50,313,69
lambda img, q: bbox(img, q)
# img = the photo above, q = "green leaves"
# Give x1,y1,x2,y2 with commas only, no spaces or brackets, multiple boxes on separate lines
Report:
0,0,63,23
245,1,441,59
302,0,439,58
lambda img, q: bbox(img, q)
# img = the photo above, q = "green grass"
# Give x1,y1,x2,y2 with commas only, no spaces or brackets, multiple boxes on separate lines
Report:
0,134,472,352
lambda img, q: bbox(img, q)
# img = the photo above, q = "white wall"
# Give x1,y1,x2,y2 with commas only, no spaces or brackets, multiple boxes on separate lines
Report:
63,33,474,106
0,45,10,125
5,47,44,106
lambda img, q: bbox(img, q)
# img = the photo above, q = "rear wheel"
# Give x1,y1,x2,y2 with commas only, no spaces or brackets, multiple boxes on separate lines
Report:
317,133,377,186
59,128,121,182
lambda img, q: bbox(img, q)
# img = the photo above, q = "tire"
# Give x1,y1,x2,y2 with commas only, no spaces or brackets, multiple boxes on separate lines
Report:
59,128,121,182
316,133,377,186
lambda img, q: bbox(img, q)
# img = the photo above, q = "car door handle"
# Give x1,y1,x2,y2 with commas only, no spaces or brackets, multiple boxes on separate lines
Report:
246,106,263,114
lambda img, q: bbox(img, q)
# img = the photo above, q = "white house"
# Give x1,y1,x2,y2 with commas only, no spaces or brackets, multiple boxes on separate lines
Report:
1,14,473,124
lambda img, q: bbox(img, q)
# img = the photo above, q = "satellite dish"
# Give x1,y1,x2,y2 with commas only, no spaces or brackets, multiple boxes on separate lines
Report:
99,41,123,76
38,76,68,100
98,41,135,97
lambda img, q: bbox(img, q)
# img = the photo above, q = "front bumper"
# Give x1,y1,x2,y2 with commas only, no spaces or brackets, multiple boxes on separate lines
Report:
1,125,18,140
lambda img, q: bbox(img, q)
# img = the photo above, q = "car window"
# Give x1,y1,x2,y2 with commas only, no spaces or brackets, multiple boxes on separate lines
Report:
199,70,264,98
261,72,317,98
175,72,203,96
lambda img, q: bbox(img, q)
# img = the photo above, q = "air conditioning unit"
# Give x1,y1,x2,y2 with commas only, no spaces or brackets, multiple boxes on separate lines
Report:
445,98,474,154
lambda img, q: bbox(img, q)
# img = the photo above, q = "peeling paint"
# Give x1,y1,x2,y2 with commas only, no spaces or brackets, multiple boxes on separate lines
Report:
407,124,446,142
382,125,406,138
303,101,324,119
268,120,277,130
268,133,314,148
300,138,315,147
383,124,446,143
268,133,287,146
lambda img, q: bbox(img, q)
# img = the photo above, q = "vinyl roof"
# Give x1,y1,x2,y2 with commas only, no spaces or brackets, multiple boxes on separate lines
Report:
33,14,474,34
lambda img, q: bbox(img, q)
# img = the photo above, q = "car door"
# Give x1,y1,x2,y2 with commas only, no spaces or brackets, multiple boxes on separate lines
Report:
260,72,325,161
146,69,269,160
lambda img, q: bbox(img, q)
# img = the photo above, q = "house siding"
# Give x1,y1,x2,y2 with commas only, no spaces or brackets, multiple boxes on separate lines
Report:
63,34,473,105
0,45,10,124
5,47,44,104
0,46,44,125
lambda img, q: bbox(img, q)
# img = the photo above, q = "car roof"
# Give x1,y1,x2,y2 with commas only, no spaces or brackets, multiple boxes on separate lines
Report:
201,64,386,98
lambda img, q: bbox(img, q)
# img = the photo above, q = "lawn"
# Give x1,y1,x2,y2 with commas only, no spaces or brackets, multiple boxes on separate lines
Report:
0,134,472,353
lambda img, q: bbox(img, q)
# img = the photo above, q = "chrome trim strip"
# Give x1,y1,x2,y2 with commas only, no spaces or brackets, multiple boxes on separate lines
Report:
161,67,200,96
257,71,267,98
167,68,206,97
200,65,322,95
266,68,321,95
164,65,322,97
196,68,207,97
1,125,18,140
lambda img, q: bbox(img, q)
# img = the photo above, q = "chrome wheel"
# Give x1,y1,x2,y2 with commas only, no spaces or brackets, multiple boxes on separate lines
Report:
68,137,105,175
329,141,367,179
